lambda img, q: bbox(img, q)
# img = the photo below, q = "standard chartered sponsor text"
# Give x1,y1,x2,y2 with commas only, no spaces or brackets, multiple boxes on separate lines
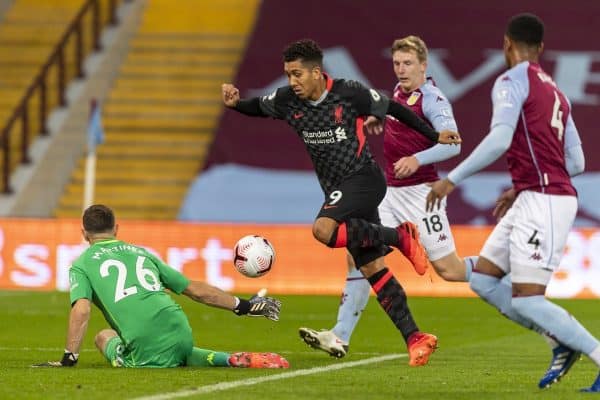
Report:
302,129,335,144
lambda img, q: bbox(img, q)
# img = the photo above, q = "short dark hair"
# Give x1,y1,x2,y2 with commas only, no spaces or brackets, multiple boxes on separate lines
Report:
282,39,323,68
83,204,115,233
506,13,544,46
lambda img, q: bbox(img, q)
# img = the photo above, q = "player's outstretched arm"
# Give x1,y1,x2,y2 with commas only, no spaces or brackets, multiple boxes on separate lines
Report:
221,83,268,117
438,130,462,144
183,281,281,321
386,101,437,142
31,299,91,367
222,83,241,107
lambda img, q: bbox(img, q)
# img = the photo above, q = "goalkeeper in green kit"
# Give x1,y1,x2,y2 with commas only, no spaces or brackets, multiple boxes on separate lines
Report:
33,204,289,369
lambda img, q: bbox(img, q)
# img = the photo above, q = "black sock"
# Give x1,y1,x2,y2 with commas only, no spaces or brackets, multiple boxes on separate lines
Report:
346,219,399,248
367,267,418,342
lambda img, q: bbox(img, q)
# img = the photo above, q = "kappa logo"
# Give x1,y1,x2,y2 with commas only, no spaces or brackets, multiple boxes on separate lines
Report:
339,292,348,305
334,105,343,124
530,252,543,261
437,233,448,242
335,127,347,141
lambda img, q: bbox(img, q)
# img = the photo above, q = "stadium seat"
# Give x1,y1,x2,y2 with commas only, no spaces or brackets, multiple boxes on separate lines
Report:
0,0,107,189
54,0,261,219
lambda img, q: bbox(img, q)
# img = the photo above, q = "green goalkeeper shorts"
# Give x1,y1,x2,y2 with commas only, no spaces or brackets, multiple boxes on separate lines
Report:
104,335,193,368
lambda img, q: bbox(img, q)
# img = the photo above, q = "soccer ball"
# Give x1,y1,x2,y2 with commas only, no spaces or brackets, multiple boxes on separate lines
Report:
233,235,275,278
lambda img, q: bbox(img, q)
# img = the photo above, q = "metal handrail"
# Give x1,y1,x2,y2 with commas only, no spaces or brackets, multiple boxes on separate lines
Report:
0,0,119,194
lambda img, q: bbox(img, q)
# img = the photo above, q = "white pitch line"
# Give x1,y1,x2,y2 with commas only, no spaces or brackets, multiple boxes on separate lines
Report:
131,353,406,400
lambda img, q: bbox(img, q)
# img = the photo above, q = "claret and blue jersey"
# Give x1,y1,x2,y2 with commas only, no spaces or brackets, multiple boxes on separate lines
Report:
491,61,578,196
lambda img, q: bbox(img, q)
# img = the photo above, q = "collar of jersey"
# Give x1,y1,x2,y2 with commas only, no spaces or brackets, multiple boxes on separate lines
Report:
307,72,334,106
91,239,119,246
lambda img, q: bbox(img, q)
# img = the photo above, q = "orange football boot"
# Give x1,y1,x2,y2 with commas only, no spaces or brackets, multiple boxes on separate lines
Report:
407,332,438,367
396,222,432,275
228,352,290,369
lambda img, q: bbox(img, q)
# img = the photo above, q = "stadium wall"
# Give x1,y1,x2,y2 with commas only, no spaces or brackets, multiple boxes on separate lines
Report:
0,219,598,299
186,0,600,225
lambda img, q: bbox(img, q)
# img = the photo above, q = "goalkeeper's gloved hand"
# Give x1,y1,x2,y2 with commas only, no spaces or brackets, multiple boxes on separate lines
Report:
233,289,281,321
32,351,78,367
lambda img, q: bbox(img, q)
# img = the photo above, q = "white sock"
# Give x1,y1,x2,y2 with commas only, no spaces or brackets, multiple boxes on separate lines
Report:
541,333,560,349
589,345,600,368
512,296,600,357
469,272,548,335
331,268,371,343
463,256,478,281
498,275,558,348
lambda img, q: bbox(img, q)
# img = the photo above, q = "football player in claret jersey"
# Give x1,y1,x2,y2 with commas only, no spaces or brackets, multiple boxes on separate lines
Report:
427,14,600,392
300,35,478,364
33,205,289,369
222,39,461,366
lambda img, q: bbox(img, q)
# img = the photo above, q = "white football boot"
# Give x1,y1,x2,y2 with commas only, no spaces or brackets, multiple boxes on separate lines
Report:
299,327,349,358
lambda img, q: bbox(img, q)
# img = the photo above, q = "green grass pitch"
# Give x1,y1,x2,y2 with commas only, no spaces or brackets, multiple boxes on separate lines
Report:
1,290,598,399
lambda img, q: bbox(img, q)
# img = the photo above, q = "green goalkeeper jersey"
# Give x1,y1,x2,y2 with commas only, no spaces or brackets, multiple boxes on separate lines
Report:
69,239,193,366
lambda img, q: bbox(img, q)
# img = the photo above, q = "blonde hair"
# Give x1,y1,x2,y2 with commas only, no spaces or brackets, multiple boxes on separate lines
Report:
391,35,428,63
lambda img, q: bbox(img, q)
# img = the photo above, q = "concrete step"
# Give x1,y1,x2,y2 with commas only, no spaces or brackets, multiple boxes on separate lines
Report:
108,89,220,101
63,182,189,196
124,52,239,65
75,157,200,171
95,143,208,157
103,131,212,144
70,166,197,181
103,102,220,115
103,121,215,132
119,63,236,77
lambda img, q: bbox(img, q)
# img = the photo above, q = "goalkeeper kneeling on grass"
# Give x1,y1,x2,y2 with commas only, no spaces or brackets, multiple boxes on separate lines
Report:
33,204,289,369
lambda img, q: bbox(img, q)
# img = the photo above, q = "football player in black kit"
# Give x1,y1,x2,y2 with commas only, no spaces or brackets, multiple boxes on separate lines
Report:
222,39,461,366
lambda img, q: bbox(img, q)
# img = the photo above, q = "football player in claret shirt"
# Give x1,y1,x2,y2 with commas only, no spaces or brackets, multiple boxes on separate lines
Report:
299,35,478,364
427,14,600,392
222,39,461,366
33,204,288,369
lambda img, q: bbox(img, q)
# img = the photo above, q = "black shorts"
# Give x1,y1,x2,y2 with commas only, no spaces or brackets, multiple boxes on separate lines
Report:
317,163,391,267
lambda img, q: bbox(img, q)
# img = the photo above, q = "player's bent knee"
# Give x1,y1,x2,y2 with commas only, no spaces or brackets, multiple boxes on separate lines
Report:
311,224,329,244
431,253,465,282
433,265,460,281
358,257,385,278
95,329,118,351
312,218,337,245
469,273,496,299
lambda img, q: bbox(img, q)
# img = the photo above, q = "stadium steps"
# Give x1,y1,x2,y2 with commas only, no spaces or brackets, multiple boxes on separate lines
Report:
0,0,85,122
0,0,89,177
54,0,261,220
0,0,89,80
